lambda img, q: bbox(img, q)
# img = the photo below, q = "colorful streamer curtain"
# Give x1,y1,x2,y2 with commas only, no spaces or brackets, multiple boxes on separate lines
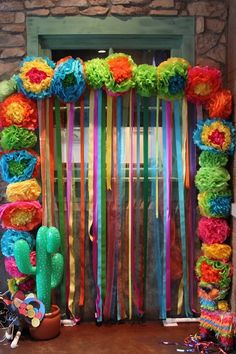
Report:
52,90,198,321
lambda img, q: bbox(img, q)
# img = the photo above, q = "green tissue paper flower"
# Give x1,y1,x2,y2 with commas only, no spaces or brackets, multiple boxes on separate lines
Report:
0,77,17,102
199,151,228,168
85,58,110,89
195,166,230,192
133,64,157,97
0,126,37,150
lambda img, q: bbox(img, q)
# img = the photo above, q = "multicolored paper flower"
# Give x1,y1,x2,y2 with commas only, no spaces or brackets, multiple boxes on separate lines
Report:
195,166,230,192
52,57,86,102
1,229,34,257
5,251,36,278
6,178,41,202
85,58,110,89
186,66,222,104
0,201,42,231
156,57,190,100
0,93,38,130
0,150,40,183
133,64,157,97
202,243,232,261
197,217,230,244
193,119,235,155
7,276,35,295
198,190,232,218
196,256,231,288
105,53,136,95
16,56,55,99
199,151,228,168
0,126,37,150
206,89,232,119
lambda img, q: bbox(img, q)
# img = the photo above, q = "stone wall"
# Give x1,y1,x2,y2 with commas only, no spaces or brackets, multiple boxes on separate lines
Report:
0,0,229,80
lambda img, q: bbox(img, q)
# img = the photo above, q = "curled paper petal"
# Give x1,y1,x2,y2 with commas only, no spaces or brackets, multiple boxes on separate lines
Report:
206,89,232,119
198,151,228,168
6,178,41,202
1,229,34,257
197,217,230,244
0,126,37,150
0,201,42,231
133,64,157,97
0,93,38,130
186,66,222,104
85,58,110,89
0,150,40,183
198,190,232,218
195,166,230,192
16,56,55,99
52,57,86,102
202,243,232,261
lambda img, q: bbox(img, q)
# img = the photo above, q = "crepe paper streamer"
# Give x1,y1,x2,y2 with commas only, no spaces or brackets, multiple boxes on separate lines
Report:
54,97,66,310
198,190,232,218
105,53,136,94
157,58,190,100
88,90,94,241
1,229,34,257
202,243,232,261
37,99,47,226
52,57,86,102
199,151,228,168
85,58,110,89
106,95,112,190
197,217,230,244
0,149,40,184
133,64,157,97
206,89,232,119
48,98,55,226
66,102,76,315
0,201,42,231
174,100,192,317
0,77,17,102
14,226,64,313
6,178,41,202
195,166,230,193
0,92,38,130
193,118,235,155
156,97,160,218
79,95,85,307
186,66,222,104
5,251,36,278
181,97,188,185
101,91,107,301
0,125,37,151
45,98,53,226
16,56,55,99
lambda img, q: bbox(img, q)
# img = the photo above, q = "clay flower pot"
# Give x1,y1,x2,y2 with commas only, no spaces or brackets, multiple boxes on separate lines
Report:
29,305,61,340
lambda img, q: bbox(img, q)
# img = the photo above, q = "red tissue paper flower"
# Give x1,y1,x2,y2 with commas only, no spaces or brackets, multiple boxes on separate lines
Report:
197,217,230,244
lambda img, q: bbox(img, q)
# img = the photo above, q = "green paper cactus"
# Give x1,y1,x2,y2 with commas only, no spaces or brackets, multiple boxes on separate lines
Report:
14,226,64,313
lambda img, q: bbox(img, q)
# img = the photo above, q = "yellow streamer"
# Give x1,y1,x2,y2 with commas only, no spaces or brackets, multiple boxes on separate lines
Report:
88,90,94,241
177,277,184,315
106,95,112,190
181,97,187,183
156,97,160,218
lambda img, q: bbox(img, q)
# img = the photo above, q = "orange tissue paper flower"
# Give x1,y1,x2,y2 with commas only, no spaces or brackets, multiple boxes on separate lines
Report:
206,89,232,119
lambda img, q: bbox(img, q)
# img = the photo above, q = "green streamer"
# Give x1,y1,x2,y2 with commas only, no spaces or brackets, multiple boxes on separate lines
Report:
55,98,66,310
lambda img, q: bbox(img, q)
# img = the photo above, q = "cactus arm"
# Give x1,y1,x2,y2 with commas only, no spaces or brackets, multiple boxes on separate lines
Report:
14,239,36,275
51,253,64,289
47,227,61,253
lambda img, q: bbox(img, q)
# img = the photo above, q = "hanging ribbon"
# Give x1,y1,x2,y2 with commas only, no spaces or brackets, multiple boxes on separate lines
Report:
106,95,112,190
67,102,75,315
45,98,53,226
156,97,160,219
38,99,47,226
79,95,85,307
88,90,94,240
174,99,192,317
182,97,188,185
55,98,66,311
49,98,55,226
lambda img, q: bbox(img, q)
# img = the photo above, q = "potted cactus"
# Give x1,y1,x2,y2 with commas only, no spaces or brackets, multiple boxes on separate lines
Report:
14,226,64,340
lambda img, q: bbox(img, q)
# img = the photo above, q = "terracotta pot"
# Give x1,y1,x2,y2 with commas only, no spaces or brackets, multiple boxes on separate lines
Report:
29,305,61,340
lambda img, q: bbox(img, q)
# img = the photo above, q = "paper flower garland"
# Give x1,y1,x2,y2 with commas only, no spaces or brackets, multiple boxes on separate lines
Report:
133,64,157,97
52,56,86,102
202,243,232,261
1,229,35,257
16,56,55,99
186,66,222,104
0,150,40,183
84,58,110,89
156,57,190,100
195,166,230,192
0,126,37,150
0,93,38,130
105,53,136,95
6,178,41,202
7,277,35,295
5,251,36,278
0,77,17,102
197,217,230,244
0,201,42,231
193,119,235,155
196,256,231,288
198,151,228,168
198,190,232,218
206,90,232,119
